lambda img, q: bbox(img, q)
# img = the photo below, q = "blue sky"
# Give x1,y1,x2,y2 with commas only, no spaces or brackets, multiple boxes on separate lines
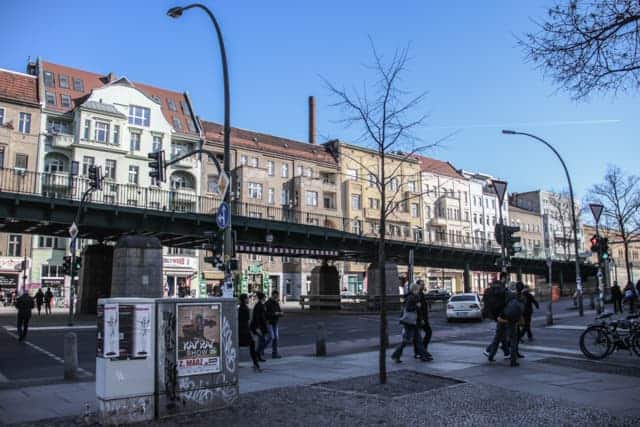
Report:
1,0,637,201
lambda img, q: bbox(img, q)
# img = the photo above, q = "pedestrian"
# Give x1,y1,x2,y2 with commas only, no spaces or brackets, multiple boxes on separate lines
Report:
250,291,269,361
501,284,526,367
44,287,53,315
518,284,539,342
413,280,433,361
483,280,511,362
238,294,261,372
35,288,44,316
265,290,283,359
391,282,430,363
611,281,623,314
623,282,636,313
14,290,34,341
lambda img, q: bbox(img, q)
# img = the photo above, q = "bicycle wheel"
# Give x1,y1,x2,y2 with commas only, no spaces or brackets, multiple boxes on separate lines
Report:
580,326,612,360
631,332,640,357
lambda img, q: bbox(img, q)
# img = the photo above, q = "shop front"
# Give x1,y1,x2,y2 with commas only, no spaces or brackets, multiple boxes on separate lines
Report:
0,257,27,304
236,264,270,295
163,256,198,298
41,277,66,307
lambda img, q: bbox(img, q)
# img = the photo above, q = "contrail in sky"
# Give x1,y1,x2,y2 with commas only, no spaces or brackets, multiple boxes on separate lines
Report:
424,119,621,130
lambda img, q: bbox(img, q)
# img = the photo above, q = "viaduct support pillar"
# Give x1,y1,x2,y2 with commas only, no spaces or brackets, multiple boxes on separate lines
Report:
78,244,114,315
111,236,164,298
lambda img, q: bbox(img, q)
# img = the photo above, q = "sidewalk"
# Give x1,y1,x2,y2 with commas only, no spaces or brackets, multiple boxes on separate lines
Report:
2,340,639,426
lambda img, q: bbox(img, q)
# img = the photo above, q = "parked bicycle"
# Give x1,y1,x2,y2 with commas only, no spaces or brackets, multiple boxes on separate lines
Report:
579,312,640,360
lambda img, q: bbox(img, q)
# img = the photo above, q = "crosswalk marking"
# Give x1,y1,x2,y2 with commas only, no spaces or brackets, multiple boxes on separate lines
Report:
545,325,587,331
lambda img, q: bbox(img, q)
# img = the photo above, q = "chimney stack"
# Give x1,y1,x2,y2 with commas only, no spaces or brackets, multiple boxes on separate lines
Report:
308,96,316,145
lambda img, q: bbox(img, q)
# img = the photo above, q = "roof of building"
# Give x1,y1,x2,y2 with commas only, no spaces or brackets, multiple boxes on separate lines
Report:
39,60,198,136
417,156,465,179
81,100,126,118
202,120,337,166
0,68,38,106
508,204,541,217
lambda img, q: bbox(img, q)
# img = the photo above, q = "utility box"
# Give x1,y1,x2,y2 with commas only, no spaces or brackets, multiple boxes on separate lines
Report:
155,298,238,419
96,298,155,425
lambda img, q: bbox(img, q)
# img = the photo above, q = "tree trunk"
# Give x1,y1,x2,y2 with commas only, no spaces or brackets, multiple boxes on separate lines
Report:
379,152,387,385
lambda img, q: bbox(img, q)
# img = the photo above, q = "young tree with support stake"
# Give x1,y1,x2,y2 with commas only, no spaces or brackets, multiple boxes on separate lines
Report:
324,40,447,384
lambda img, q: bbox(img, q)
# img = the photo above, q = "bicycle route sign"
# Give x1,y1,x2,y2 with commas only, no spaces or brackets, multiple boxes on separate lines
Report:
216,202,230,229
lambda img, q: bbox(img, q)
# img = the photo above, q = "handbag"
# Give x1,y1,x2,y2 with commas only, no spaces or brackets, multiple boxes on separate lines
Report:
399,309,417,326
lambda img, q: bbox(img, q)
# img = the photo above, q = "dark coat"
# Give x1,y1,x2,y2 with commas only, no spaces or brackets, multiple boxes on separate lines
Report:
265,298,282,325
35,290,44,305
404,293,419,313
522,291,539,317
250,301,268,334
15,294,34,317
44,290,53,303
238,303,253,347
417,292,430,324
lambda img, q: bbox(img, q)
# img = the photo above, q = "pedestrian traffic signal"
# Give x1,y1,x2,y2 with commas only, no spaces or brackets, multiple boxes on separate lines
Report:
495,223,521,257
600,237,610,261
590,234,600,253
62,256,72,276
148,150,166,182
74,256,82,271
88,165,103,190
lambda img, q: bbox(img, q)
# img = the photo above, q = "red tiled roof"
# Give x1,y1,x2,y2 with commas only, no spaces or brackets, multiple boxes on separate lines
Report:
417,155,465,179
202,120,336,166
40,61,198,136
0,69,38,105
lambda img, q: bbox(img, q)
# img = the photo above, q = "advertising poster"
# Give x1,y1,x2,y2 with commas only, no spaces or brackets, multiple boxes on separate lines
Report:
103,303,119,358
133,304,152,358
176,303,221,376
118,304,134,359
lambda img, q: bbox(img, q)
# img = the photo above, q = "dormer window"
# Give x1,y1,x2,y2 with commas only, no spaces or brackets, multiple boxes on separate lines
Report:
45,92,56,106
44,71,54,88
128,105,150,127
167,99,177,111
59,75,69,89
172,116,183,130
73,78,84,92
60,94,71,108
180,100,189,113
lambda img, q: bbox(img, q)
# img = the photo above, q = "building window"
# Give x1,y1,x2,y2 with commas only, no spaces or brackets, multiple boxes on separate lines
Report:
248,182,263,199
411,203,419,218
207,175,218,193
38,236,59,248
83,119,91,139
172,116,183,130
180,100,189,113
352,220,362,234
167,99,177,111
0,108,4,125
8,235,22,256
73,78,84,92
268,188,275,204
82,156,94,175
128,165,139,185
351,194,361,210
128,105,150,127
408,181,416,192
60,94,71,108
306,191,318,207
44,71,54,87
18,112,31,133
267,161,275,176
187,119,196,133
368,174,376,187
368,198,380,209
152,135,162,152
113,125,120,145
94,121,110,143
240,155,247,166
347,168,358,181
45,155,65,173
282,164,289,177
296,165,303,176
281,188,290,205
304,167,312,177
59,74,69,89
249,157,259,168
130,131,141,152
389,177,399,191
45,92,56,106
170,172,195,190
105,159,116,180
14,153,28,170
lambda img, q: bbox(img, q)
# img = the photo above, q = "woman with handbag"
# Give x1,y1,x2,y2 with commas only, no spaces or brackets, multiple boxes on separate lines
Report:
391,282,430,363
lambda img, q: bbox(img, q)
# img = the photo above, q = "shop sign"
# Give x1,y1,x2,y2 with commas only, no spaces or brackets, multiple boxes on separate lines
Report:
0,273,18,288
176,303,221,376
164,256,196,269
247,264,263,274
42,278,64,286
0,257,24,271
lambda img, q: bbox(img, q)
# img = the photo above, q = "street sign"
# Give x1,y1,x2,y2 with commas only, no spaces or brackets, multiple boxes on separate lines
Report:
216,202,230,229
589,203,604,224
576,277,582,291
492,180,508,206
69,222,78,239
217,172,230,199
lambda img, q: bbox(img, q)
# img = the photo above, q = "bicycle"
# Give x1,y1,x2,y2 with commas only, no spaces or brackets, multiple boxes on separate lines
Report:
579,312,640,360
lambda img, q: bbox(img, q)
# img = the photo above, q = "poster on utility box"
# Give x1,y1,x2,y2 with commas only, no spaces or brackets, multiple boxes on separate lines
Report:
176,303,221,376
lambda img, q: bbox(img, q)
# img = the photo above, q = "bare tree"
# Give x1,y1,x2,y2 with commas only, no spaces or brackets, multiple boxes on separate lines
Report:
324,41,441,384
520,0,640,99
587,165,640,283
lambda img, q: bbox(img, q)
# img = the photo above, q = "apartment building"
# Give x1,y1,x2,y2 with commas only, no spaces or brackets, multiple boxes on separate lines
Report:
27,59,202,300
0,68,41,297
508,205,545,289
583,224,640,287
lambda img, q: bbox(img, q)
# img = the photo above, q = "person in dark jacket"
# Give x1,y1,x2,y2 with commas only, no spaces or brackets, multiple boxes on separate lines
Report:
623,282,636,313
265,290,283,359
391,283,430,363
483,280,510,362
251,292,269,361
34,288,44,316
44,288,53,315
611,281,623,314
238,294,261,372
518,284,539,342
413,280,433,361
15,290,34,341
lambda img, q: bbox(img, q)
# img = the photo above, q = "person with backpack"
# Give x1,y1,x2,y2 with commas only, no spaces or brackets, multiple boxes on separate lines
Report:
391,282,430,363
501,283,526,367
518,284,539,342
14,290,34,341
623,282,636,313
483,280,511,361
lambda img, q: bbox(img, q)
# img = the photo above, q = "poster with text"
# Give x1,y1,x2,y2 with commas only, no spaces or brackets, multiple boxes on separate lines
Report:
176,303,221,376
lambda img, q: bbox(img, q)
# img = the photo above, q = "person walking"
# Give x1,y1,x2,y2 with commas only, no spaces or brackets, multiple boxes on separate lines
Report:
518,284,539,342
238,294,261,372
34,288,44,316
250,292,269,361
391,282,430,363
413,280,433,361
611,281,623,314
15,290,34,341
44,288,53,315
623,282,636,313
483,280,510,362
265,290,283,359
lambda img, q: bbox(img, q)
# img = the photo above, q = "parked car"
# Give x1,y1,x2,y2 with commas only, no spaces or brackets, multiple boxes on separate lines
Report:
446,293,483,322
425,289,451,301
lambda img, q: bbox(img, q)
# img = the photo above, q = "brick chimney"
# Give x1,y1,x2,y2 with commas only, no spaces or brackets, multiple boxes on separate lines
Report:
308,96,316,145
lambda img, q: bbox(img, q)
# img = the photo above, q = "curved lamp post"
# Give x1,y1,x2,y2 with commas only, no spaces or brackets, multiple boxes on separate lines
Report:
167,4,233,290
502,130,584,316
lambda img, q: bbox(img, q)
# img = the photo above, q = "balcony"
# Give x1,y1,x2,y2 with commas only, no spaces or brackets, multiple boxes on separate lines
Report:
46,133,74,149
170,155,198,169
430,216,447,226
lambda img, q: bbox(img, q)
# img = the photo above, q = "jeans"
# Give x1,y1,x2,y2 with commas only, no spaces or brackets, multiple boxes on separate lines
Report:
486,322,510,358
519,314,533,341
17,314,30,340
392,325,427,360
257,332,272,356
613,298,622,314
505,322,519,365
414,322,432,355
267,324,279,355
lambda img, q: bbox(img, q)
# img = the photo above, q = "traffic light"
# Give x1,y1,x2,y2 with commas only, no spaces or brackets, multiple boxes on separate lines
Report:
88,165,103,190
590,234,600,253
148,150,166,182
495,223,521,257
600,237,610,261
62,256,72,276
74,256,82,272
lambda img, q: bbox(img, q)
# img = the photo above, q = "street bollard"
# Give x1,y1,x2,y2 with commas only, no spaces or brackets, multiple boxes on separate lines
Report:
64,332,79,380
315,322,326,356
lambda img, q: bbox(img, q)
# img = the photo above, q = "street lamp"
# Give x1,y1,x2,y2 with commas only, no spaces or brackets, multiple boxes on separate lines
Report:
502,129,584,316
168,3,234,292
